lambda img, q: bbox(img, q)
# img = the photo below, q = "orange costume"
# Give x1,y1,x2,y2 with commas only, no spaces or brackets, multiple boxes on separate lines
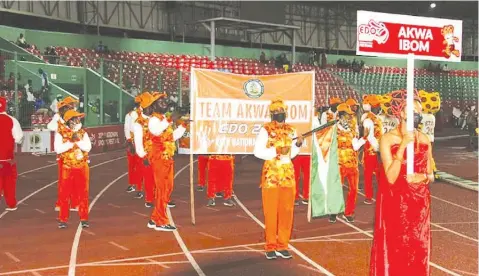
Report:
132,97,156,206
361,95,383,202
253,99,301,257
206,155,235,205
320,97,342,125
48,97,79,212
124,98,142,192
0,96,23,211
336,104,366,218
54,110,91,227
142,93,186,231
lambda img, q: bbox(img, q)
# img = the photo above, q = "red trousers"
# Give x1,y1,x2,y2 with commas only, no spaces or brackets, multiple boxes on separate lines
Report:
59,164,89,222
198,155,208,187
340,166,359,216
56,159,79,209
292,155,311,200
207,158,234,199
0,161,17,208
127,149,141,186
363,153,379,200
150,159,174,225
137,159,155,203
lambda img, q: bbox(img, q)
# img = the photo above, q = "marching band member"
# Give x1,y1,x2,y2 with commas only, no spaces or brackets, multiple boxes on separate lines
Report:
253,98,303,260
361,95,383,204
124,97,141,193
132,92,156,208
419,90,441,177
206,154,235,207
336,103,366,222
144,92,186,231
320,97,342,125
0,96,23,211
47,96,78,212
54,110,91,229
346,98,360,135
378,94,399,134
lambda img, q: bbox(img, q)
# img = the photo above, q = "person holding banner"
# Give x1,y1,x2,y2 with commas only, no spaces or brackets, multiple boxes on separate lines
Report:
0,96,24,212
47,96,79,212
320,97,342,125
206,155,236,207
54,109,91,229
370,89,433,276
360,94,383,204
144,92,186,231
253,98,303,260
132,92,156,208
336,103,366,223
124,97,142,193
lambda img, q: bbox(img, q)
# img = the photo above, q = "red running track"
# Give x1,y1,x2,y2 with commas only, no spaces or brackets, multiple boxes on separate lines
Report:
0,142,477,276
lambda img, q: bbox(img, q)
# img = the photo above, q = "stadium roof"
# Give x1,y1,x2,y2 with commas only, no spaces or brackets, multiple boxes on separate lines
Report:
187,17,300,63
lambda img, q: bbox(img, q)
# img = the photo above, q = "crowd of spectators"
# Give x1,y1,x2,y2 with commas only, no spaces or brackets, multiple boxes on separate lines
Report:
336,58,365,73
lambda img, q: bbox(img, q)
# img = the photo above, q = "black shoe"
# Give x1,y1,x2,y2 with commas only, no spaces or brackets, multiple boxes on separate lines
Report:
135,192,144,199
223,199,235,207
215,192,223,198
58,222,67,229
196,186,204,192
81,221,90,228
145,202,153,208
147,220,156,229
342,214,354,223
294,200,300,206
167,202,176,208
155,224,176,232
207,199,215,207
265,251,277,260
126,186,136,193
275,250,292,259
328,214,337,223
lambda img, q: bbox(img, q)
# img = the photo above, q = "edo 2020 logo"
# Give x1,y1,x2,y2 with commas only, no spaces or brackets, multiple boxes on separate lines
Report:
243,79,264,99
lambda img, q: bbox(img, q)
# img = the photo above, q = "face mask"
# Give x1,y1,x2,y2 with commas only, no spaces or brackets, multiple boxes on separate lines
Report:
330,105,338,112
272,113,286,123
413,113,422,129
371,106,381,115
73,123,82,132
362,104,371,111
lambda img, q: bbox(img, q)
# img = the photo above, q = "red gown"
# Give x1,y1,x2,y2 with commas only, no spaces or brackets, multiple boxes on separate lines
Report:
370,143,431,276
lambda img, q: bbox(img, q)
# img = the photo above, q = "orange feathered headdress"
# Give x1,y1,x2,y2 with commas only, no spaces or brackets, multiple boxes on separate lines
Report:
329,97,342,105
269,98,288,112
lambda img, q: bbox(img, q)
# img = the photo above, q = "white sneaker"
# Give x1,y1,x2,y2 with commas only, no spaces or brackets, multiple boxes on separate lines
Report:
6,206,17,211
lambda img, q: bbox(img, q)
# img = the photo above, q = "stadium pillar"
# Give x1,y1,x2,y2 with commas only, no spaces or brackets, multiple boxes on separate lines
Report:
210,21,216,61
119,63,123,123
13,52,19,118
99,58,104,124
83,57,88,125
292,29,296,65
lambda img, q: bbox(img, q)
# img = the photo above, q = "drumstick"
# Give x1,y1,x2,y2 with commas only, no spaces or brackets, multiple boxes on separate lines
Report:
292,120,337,140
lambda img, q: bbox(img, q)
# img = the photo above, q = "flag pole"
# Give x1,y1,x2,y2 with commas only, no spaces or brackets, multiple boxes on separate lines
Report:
189,69,196,225
406,53,415,175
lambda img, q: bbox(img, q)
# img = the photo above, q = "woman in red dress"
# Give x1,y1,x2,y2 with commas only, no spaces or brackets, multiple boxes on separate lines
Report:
370,89,435,276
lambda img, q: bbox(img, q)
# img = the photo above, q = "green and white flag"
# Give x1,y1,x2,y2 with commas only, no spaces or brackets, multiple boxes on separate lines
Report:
310,124,344,218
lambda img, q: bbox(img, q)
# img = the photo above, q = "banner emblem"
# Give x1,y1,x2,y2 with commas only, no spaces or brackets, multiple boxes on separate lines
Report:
243,79,264,99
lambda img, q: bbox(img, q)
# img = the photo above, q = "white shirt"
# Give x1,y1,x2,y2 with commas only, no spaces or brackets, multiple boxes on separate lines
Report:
320,109,336,126
378,114,399,134
124,110,138,140
1,112,24,145
421,113,436,142
54,129,92,154
24,84,35,102
253,126,300,164
50,99,58,113
337,123,366,151
47,113,64,132
363,118,380,151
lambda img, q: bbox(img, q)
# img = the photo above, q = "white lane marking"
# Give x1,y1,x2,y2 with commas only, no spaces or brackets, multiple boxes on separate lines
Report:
167,159,205,276
452,269,478,276
5,252,20,262
198,232,222,240
79,261,189,267
434,221,478,225
30,271,42,276
146,258,170,269
133,211,148,217
68,172,128,276
109,242,129,251
431,195,478,213
234,196,334,276
0,156,125,220
107,203,121,208
82,230,95,236
206,207,220,212
34,209,45,214
298,264,326,274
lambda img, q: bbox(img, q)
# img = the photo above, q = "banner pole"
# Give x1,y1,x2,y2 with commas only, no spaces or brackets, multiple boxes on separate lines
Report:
190,147,195,225
307,70,315,223
190,68,196,225
406,53,415,175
